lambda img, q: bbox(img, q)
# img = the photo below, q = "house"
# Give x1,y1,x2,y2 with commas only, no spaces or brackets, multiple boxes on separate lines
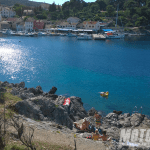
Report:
40,3,50,10
0,6,16,18
25,17,34,31
57,22,77,29
0,21,11,30
82,21,104,31
67,17,81,24
23,10,34,16
7,18,24,30
33,20,45,30
16,22,24,31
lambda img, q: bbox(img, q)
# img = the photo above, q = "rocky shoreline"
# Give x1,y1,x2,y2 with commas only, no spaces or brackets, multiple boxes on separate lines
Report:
1,81,150,150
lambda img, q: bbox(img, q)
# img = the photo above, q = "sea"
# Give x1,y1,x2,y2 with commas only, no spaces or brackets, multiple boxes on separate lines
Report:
0,34,150,116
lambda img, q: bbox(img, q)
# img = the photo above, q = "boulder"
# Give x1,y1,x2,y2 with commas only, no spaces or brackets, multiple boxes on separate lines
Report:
130,113,144,126
106,127,120,140
0,87,6,93
106,113,118,121
36,86,43,94
48,86,57,94
11,88,19,95
18,82,25,88
1,81,9,87
113,110,122,115
87,107,98,116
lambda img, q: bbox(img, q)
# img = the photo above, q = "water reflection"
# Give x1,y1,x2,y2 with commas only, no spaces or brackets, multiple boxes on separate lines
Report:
0,39,33,81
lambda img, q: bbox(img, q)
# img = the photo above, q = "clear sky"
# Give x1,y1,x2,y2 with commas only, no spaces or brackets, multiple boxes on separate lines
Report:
31,0,96,5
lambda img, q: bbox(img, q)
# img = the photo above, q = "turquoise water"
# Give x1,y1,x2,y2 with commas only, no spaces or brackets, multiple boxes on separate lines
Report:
0,35,150,115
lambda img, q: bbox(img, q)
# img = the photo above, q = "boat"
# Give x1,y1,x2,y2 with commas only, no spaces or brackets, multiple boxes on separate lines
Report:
106,31,125,39
99,91,109,97
105,4,125,39
38,32,47,36
77,33,92,40
67,33,77,37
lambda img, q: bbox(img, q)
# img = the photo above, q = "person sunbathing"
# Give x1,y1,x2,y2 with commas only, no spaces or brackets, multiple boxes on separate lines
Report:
74,118,90,131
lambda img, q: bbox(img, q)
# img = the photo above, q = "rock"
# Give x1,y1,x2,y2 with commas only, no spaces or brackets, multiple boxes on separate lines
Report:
130,113,144,127
0,87,6,92
18,82,25,88
82,133,92,138
1,81,9,87
36,86,43,94
7,83,14,88
123,118,131,127
124,113,130,118
87,107,98,116
106,113,118,121
113,110,122,115
48,86,57,94
11,88,19,95
106,127,120,140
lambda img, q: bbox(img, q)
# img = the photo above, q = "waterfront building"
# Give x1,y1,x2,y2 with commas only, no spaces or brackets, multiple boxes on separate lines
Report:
0,6,16,18
67,17,81,24
33,20,45,30
57,22,77,30
82,21,104,32
0,21,11,30
25,18,34,31
16,22,25,31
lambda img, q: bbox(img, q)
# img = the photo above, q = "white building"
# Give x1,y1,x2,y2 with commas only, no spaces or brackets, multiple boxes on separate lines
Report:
16,22,24,31
25,18,34,31
82,21,104,31
67,17,81,24
57,22,77,29
0,6,16,18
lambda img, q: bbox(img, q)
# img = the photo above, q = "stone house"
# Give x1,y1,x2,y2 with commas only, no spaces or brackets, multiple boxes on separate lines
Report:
40,3,50,10
0,6,16,18
16,22,25,31
82,21,103,31
25,17,34,31
23,10,34,16
0,21,11,30
57,22,77,29
67,17,81,24
33,20,45,30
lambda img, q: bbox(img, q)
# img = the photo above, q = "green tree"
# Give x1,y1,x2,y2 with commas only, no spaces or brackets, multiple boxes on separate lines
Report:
106,5,115,16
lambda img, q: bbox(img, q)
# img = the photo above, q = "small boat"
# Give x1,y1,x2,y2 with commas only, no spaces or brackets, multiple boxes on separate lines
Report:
99,91,109,97
77,33,92,40
67,33,77,37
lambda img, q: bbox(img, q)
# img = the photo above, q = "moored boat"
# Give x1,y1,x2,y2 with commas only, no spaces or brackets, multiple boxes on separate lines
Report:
77,33,92,40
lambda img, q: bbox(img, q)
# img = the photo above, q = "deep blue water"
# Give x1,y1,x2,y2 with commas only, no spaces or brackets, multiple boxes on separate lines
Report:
0,35,150,115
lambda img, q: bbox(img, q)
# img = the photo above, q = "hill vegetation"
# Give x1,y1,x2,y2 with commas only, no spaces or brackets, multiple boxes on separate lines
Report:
3,0,150,27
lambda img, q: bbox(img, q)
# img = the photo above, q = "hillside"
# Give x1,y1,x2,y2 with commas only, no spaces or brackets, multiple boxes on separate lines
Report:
0,0,45,7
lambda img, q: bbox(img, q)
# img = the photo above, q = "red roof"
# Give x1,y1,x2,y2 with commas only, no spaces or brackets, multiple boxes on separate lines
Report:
7,18,17,22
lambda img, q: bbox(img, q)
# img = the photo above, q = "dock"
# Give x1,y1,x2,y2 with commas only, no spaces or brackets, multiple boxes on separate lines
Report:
92,34,106,40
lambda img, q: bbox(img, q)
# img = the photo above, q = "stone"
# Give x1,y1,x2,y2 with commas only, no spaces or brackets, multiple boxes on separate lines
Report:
0,87,6,92
36,86,43,94
130,113,144,126
48,86,57,94
124,113,130,118
18,82,25,88
87,107,98,116
123,118,131,127
1,81,9,87
113,110,122,115
106,113,118,121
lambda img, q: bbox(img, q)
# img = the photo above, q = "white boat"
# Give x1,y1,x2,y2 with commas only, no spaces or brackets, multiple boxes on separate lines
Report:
38,32,47,36
106,4,125,39
106,31,125,39
77,33,92,40
2,29,12,35
60,33,67,36
67,33,77,37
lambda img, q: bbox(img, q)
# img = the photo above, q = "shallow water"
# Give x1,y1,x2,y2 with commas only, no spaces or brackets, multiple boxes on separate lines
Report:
0,35,150,115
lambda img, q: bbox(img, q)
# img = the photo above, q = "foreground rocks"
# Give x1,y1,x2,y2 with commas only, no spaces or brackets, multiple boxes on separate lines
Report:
0,81,87,129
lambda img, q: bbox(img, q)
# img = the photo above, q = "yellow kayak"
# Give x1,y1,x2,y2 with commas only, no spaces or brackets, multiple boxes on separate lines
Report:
100,91,109,97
